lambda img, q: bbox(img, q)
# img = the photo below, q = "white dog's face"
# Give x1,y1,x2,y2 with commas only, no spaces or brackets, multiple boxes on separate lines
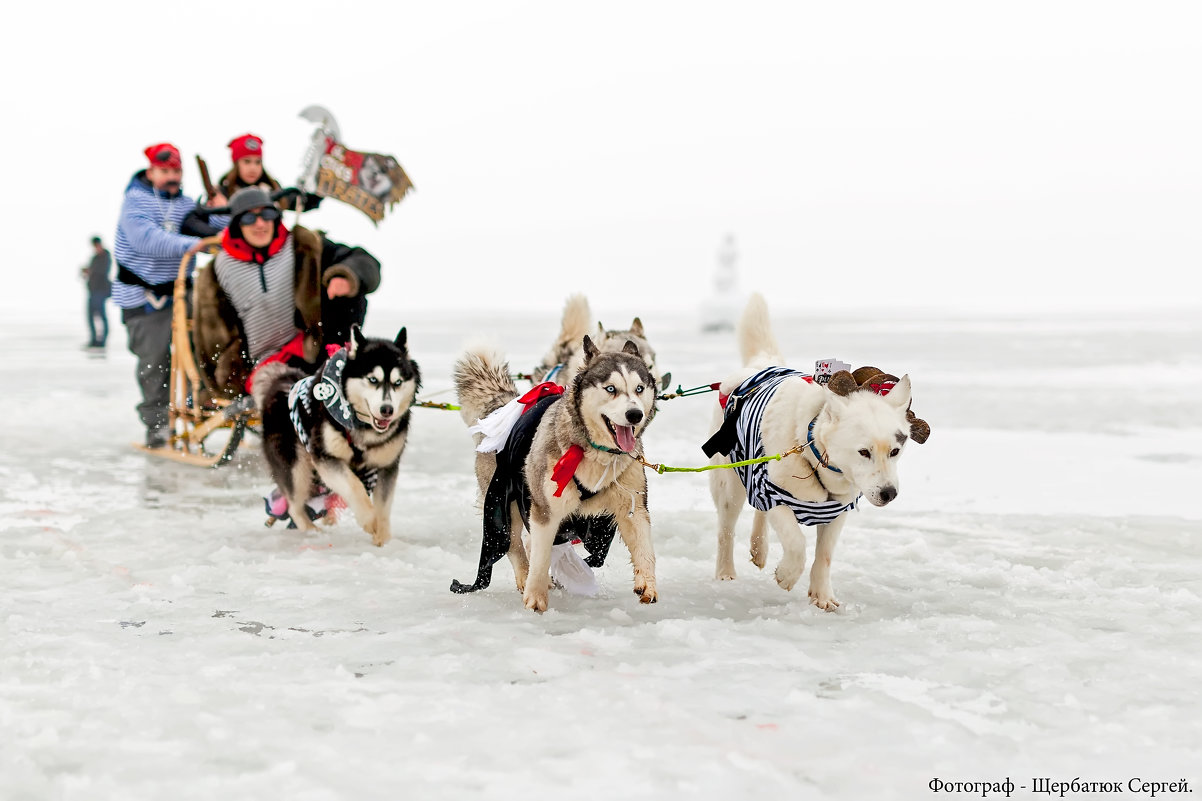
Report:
576,358,657,453
818,376,913,506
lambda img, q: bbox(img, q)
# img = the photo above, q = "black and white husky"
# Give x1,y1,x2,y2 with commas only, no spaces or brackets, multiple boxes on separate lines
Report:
252,326,420,547
452,336,659,612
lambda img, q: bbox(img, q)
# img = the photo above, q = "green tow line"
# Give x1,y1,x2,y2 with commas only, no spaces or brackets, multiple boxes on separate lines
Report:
657,382,720,402
637,445,804,475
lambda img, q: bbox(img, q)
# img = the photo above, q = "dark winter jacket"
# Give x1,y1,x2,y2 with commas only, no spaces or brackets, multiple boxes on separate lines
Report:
216,168,322,212
217,167,281,200
193,225,381,397
87,249,112,296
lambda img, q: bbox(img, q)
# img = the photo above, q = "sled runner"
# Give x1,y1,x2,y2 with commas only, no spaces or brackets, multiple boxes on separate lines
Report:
137,237,257,467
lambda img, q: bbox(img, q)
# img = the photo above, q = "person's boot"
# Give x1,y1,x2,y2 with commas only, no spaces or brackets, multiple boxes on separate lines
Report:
145,427,169,449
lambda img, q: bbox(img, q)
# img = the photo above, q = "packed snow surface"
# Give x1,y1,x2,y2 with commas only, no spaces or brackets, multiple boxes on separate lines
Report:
2,305,1199,800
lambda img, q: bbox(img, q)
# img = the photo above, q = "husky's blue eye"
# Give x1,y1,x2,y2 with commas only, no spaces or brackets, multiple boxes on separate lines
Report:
605,386,616,394
635,385,644,394
368,376,379,385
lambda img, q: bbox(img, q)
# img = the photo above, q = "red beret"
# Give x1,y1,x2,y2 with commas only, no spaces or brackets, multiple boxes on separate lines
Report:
228,133,264,162
144,143,182,170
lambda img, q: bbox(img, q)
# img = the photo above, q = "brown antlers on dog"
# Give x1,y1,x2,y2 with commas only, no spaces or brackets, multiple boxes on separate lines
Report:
826,366,930,444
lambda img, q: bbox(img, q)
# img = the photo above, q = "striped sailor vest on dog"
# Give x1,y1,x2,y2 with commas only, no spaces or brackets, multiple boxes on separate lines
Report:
705,367,858,526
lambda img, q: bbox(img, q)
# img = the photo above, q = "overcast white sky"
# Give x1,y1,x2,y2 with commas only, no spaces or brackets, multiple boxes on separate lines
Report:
3,1,1199,317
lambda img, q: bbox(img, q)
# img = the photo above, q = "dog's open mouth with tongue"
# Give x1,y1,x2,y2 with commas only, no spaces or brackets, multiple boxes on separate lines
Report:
603,416,637,452
358,411,392,432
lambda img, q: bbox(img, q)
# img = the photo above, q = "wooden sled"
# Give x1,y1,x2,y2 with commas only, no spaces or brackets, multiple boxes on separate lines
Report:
139,237,259,467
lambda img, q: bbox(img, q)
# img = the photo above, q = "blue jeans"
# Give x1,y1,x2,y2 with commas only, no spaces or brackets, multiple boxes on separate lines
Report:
87,292,109,346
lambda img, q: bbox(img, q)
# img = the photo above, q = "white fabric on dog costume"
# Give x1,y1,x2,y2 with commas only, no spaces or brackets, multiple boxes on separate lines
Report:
550,542,599,596
470,397,524,453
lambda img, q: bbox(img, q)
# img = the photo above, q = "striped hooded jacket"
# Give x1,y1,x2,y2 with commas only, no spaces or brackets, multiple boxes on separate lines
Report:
111,171,205,310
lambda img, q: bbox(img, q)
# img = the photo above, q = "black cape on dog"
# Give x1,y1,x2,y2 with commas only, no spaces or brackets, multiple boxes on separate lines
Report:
450,395,616,594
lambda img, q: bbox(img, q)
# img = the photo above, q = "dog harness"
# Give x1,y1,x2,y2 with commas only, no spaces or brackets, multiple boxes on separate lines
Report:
707,366,858,526
286,348,378,492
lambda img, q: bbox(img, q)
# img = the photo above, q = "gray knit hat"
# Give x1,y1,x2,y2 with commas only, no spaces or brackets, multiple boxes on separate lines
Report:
228,187,274,219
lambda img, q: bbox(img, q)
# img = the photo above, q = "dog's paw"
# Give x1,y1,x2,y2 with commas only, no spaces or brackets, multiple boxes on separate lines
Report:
634,583,658,604
371,529,391,547
774,565,803,592
749,550,767,570
716,569,736,581
808,588,840,611
522,589,548,612
360,513,378,537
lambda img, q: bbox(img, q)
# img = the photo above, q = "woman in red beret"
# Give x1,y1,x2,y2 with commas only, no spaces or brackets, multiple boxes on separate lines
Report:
216,133,321,212
217,133,280,198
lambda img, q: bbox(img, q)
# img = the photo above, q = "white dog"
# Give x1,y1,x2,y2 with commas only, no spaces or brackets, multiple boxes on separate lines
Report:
704,293,927,609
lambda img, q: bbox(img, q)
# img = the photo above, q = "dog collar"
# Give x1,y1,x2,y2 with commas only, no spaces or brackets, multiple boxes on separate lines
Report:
807,416,842,473
587,436,625,454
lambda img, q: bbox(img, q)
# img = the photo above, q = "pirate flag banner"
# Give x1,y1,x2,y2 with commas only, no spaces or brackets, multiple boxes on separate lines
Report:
297,106,414,225
315,139,414,224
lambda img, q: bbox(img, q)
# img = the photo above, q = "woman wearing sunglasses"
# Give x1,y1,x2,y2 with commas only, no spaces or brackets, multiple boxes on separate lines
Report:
193,187,381,397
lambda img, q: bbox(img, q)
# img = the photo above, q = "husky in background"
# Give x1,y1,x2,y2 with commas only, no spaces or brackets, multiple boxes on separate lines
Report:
253,326,420,547
452,336,659,612
704,294,927,609
532,293,667,389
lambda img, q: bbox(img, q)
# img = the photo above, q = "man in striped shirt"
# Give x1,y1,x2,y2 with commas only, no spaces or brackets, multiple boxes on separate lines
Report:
113,143,219,448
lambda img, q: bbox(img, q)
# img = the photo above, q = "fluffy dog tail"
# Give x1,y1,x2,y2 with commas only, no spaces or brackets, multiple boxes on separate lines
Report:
536,293,592,379
453,342,519,428
557,293,593,351
737,291,783,368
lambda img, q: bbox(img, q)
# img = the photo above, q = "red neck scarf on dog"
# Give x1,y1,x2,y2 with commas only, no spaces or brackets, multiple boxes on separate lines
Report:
552,445,585,497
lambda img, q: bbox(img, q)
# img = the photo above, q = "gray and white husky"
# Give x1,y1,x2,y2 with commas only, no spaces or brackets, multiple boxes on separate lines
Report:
252,325,420,547
706,294,926,610
452,336,659,612
532,293,666,389
528,294,670,571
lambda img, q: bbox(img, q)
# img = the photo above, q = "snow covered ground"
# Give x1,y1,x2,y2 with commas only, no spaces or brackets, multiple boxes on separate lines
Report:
2,302,1199,800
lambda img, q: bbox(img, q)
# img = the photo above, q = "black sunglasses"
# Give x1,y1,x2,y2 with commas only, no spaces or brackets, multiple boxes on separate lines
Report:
153,148,176,163
238,207,281,226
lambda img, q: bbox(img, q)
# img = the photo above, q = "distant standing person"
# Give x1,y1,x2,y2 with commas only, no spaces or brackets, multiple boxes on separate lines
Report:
112,142,214,449
81,236,111,350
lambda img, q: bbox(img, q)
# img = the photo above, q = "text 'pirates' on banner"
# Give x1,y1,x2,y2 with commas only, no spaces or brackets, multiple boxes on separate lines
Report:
314,138,414,224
